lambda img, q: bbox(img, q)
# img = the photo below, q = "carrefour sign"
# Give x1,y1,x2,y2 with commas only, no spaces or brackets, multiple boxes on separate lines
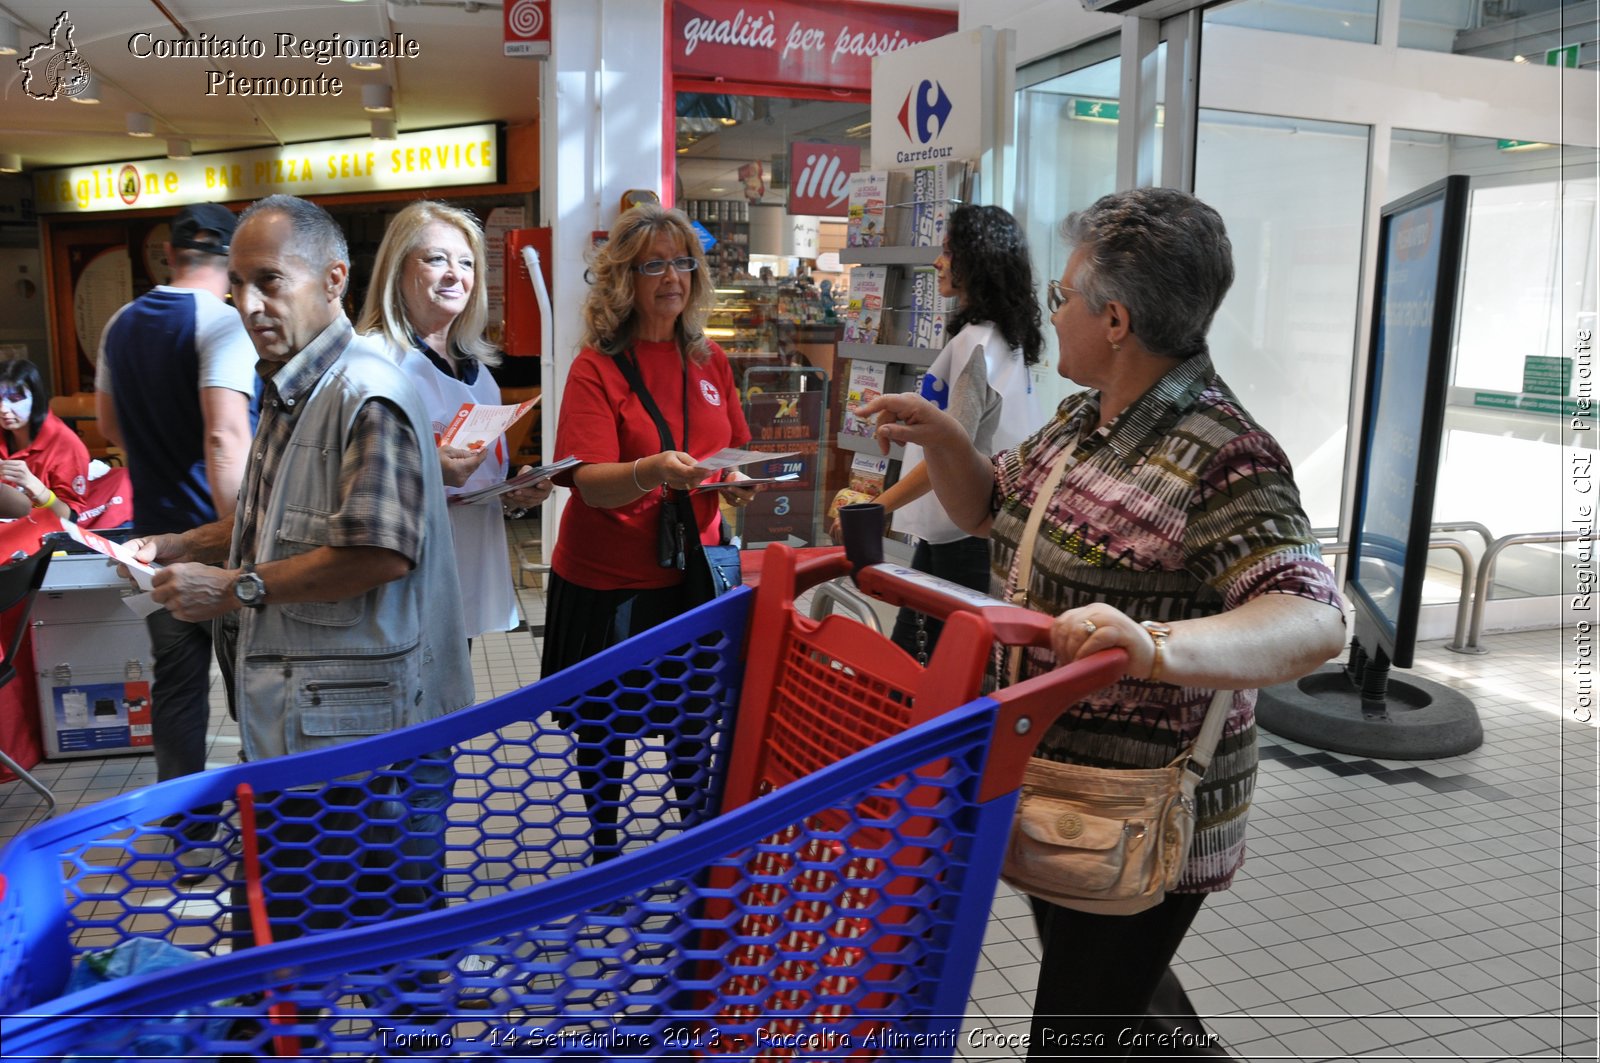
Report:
35,123,501,214
870,31,984,167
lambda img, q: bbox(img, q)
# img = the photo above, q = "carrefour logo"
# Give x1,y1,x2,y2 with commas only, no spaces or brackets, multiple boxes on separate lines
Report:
897,79,952,144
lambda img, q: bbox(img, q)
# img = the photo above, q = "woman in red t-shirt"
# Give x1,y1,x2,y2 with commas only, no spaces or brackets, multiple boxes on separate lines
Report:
543,204,755,859
0,358,87,522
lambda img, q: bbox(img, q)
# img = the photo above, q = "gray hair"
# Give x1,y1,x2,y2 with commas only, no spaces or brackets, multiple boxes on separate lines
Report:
239,194,350,282
1061,187,1234,359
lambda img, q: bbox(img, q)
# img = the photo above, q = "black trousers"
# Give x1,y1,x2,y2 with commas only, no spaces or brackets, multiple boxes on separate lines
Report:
1027,893,1232,1060
889,534,992,659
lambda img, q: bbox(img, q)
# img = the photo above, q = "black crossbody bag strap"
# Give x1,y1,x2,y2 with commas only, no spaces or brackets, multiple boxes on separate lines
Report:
617,348,697,569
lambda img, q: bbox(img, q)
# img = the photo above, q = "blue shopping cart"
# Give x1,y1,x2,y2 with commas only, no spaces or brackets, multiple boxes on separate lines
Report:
0,543,1125,1060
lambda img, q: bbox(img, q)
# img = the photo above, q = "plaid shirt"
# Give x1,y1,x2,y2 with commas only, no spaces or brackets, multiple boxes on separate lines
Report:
235,317,423,568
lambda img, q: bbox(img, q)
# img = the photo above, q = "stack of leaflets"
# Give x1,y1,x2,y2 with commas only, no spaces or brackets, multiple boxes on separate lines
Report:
843,266,889,345
451,455,581,505
904,266,951,349
910,160,969,249
846,171,888,248
840,360,888,439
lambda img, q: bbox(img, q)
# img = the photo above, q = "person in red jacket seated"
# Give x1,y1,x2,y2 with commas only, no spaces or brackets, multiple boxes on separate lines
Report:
0,358,87,522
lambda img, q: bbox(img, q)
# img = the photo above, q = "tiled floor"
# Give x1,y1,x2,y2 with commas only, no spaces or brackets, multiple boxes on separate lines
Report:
2,520,1596,1061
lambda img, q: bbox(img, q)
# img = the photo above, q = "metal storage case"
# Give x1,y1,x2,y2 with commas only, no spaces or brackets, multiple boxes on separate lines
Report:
31,549,153,759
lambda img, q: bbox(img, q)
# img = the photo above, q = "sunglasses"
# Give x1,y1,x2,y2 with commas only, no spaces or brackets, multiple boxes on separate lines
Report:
635,256,699,276
1046,280,1079,314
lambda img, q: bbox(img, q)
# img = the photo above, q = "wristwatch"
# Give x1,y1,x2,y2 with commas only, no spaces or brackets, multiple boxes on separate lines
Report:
233,563,268,610
1139,620,1172,683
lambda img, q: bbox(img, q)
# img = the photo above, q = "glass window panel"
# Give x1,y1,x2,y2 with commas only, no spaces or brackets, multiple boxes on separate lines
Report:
1193,111,1371,529
1204,0,1378,44
1405,0,1596,60
1014,44,1166,412
1387,129,1597,601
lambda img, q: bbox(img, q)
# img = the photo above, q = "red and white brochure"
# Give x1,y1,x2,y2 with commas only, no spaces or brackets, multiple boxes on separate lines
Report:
438,396,540,452
59,518,161,590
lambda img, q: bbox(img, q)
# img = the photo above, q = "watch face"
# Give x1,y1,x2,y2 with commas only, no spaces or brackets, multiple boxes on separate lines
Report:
235,573,264,605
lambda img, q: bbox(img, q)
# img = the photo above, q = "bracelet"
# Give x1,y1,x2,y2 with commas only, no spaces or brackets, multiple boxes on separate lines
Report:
1139,621,1172,683
631,458,652,494
32,489,55,510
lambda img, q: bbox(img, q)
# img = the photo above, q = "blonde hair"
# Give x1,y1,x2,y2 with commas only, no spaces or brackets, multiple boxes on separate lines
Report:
357,200,500,366
581,204,712,362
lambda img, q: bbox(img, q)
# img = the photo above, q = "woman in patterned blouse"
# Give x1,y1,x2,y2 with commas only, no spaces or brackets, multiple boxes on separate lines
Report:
859,187,1346,1059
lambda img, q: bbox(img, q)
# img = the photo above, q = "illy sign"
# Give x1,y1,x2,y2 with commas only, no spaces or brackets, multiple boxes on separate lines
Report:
787,141,861,216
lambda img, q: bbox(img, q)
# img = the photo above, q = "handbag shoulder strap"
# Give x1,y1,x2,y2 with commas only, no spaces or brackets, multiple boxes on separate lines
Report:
1009,446,1073,609
1005,447,1073,684
1184,689,1233,778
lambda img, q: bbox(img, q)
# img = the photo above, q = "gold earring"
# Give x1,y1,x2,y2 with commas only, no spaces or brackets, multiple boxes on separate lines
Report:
1111,342,1121,353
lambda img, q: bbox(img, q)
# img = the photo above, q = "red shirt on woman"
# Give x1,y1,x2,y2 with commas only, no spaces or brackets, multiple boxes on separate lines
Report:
552,339,750,590
0,411,91,515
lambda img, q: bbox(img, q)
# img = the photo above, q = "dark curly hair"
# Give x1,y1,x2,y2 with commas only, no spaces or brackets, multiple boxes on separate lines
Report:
945,205,1045,367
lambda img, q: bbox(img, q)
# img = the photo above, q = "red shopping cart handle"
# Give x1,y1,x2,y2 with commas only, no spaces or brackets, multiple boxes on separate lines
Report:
854,562,1055,648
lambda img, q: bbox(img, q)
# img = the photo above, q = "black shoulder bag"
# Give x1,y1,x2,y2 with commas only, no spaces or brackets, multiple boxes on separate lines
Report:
615,349,740,604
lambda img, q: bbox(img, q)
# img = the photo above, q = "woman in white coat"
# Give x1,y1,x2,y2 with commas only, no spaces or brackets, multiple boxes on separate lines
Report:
358,200,551,642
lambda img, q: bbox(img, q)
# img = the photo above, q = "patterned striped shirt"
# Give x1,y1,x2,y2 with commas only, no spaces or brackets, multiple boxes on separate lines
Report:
236,317,424,569
990,353,1341,892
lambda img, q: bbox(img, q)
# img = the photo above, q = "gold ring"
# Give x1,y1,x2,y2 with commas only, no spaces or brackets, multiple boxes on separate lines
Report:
1082,620,1097,635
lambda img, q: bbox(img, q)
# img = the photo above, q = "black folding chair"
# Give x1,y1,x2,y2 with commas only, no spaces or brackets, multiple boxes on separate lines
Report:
0,541,56,816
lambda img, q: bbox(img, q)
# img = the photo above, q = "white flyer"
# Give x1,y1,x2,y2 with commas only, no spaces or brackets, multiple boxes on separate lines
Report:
691,447,799,473
438,397,540,452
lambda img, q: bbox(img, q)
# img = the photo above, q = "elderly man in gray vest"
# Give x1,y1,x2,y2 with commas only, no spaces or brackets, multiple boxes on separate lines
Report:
130,193,472,948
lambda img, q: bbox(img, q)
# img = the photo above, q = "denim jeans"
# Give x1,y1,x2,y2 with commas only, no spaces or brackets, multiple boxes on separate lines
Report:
889,535,994,659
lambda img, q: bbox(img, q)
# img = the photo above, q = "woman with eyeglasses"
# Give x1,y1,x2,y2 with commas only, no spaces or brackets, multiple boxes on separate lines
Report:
357,200,551,645
0,358,87,521
858,189,1345,1058
832,204,1047,660
542,204,756,860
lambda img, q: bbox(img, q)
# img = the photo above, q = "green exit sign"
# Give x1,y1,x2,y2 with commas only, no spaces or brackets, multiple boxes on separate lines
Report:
1548,44,1580,68
1071,98,1119,122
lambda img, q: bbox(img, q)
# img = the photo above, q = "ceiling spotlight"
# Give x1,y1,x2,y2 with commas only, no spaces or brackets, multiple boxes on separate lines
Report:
349,41,384,70
68,73,101,104
0,18,19,56
127,112,155,137
362,83,394,113
370,118,397,141
166,138,192,160
0,154,22,174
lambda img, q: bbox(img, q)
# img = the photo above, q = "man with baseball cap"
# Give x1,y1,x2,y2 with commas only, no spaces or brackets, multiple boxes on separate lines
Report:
96,202,260,867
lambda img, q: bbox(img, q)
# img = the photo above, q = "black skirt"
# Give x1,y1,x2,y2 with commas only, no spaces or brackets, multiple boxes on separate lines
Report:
540,570,696,681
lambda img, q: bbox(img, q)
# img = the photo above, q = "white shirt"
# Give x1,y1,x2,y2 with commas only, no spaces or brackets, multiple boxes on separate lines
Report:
896,320,1045,544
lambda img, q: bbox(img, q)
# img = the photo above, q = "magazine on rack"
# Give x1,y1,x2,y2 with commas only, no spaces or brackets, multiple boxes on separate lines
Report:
450,455,581,505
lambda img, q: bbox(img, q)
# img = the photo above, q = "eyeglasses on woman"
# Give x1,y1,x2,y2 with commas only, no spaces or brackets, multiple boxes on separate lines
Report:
635,257,699,276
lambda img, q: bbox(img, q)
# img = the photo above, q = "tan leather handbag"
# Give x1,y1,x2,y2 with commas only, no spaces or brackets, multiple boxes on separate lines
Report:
998,446,1231,915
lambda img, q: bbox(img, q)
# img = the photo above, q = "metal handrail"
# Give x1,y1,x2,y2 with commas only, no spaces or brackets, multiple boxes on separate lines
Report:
1313,520,1494,554
807,578,884,632
1454,530,1580,654
1317,537,1478,652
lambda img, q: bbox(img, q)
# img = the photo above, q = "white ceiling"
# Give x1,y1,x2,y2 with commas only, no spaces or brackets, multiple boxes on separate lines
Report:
0,0,539,171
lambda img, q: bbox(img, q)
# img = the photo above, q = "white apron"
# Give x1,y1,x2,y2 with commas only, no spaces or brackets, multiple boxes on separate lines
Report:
393,343,520,640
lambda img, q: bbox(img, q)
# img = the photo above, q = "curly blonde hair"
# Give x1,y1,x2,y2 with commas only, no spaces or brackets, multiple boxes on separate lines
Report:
581,204,712,362
356,200,500,366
